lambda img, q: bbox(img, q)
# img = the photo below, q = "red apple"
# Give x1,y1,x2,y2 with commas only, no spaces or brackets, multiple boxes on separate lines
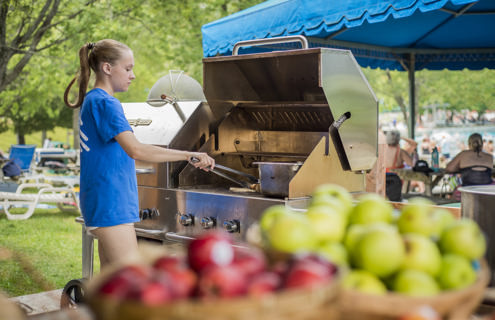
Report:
283,254,337,289
246,271,282,296
126,274,173,305
166,268,198,299
289,252,338,276
197,264,247,299
98,265,152,298
271,260,290,278
152,256,185,272
152,255,197,298
187,231,234,273
232,246,267,278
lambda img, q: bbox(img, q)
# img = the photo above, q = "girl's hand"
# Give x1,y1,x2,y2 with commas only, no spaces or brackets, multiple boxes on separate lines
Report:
189,153,215,171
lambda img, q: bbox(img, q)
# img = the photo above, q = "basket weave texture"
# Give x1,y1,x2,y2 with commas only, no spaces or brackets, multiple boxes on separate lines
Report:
339,260,490,320
87,281,340,320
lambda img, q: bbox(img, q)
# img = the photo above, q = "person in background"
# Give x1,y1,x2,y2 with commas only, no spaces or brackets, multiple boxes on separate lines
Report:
420,136,431,155
484,139,494,154
64,39,215,269
43,137,52,149
446,133,493,186
384,130,418,201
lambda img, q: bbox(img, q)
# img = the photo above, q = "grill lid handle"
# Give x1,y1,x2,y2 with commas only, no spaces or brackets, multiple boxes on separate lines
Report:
332,112,351,130
232,35,309,56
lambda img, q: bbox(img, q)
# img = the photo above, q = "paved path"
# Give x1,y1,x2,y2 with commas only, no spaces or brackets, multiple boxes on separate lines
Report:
9,289,62,316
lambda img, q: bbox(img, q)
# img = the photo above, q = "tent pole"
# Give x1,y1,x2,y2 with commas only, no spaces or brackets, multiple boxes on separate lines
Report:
408,53,416,139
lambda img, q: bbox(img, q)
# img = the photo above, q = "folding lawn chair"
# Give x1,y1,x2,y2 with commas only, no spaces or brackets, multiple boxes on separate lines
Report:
8,144,36,174
0,182,79,220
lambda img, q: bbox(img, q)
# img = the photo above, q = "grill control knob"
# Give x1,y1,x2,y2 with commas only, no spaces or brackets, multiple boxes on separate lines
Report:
200,217,216,229
150,208,160,219
179,214,194,226
223,220,240,233
139,208,150,220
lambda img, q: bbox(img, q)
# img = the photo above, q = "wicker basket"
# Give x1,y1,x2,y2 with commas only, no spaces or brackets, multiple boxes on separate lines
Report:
339,260,490,320
86,280,340,320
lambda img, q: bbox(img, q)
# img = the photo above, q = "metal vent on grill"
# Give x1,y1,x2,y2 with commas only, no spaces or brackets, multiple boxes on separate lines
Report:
237,104,333,131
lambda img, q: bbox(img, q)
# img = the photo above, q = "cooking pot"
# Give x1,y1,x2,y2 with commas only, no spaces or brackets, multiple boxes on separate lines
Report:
254,162,303,198
459,184,495,286
193,158,303,197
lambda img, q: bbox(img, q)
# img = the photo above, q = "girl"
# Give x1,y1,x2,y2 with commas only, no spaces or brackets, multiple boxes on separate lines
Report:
64,39,214,268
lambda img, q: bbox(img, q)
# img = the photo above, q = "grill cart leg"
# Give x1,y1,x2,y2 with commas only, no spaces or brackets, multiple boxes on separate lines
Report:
81,225,94,279
60,223,94,309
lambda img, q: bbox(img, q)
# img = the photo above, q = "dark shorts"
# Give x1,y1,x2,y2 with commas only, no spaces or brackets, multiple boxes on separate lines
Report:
386,172,402,202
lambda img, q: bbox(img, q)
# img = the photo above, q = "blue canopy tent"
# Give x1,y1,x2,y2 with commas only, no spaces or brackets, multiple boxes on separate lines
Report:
201,0,495,137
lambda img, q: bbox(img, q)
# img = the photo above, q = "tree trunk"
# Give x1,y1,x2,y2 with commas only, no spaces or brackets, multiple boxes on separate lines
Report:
41,130,47,147
17,133,25,145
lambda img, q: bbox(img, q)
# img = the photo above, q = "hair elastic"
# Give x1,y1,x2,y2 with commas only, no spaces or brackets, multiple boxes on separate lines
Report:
87,42,95,50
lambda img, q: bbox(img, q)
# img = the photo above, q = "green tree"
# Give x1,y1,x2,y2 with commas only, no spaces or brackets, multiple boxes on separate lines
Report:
363,67,495,134
1,0,264,144
0,0,99,143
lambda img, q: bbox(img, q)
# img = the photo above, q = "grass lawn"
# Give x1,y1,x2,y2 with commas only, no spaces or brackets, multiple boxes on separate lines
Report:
1,126,92,298
0,127,74,152
0,206,100,298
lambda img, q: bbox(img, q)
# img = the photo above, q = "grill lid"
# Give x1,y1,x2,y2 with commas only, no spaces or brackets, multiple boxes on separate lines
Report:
203,48,378,172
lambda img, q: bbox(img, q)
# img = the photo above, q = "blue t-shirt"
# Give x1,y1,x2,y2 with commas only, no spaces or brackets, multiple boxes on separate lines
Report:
79,88,139,227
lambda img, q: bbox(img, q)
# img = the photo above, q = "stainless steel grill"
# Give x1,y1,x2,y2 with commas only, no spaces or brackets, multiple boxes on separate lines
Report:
127,43,379,246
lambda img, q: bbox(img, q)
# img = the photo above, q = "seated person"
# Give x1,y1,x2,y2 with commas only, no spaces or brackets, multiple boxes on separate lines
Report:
445,133,493,186
384,130,417,201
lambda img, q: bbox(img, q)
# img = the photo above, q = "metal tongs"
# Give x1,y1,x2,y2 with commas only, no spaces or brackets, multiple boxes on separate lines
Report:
190,157,259,190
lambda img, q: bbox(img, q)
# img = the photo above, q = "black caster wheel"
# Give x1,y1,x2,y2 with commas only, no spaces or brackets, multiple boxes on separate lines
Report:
61,278,86,309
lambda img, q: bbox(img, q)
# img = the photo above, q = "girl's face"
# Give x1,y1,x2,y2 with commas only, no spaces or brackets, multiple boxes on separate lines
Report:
109,49,135,93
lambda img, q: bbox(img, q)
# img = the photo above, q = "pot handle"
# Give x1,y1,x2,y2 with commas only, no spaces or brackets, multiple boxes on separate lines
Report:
233,35,309,55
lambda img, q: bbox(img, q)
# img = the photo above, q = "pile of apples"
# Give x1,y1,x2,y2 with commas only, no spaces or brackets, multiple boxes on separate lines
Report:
259,184,487,297
94,231,338,306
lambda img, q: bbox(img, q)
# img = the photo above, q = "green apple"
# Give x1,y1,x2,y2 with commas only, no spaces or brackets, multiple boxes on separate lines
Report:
306,205,346,243
316,241,349,266
345,223,398,265
344,224,368,254
400,233,442,277
437,254,477,290
312,183,353,215
392,269,440,297
439,219,486,260
310,193,350,221
431,208,457,239
259,205,293,232
342,269,387,295
396,197,438,237
348,193,393,226
266,213,317,253
352,227,405,278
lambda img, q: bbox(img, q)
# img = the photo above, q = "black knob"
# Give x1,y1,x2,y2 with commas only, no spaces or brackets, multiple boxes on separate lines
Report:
179,214,194,226
201,217,216,229
150,208,160,219
223,220,240,233
139,208,150,220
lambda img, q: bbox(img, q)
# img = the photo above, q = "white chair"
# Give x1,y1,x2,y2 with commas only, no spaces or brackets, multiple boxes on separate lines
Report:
19,174,80,189
0,183,79,220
